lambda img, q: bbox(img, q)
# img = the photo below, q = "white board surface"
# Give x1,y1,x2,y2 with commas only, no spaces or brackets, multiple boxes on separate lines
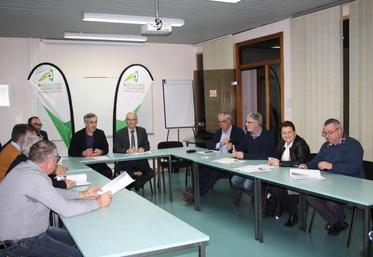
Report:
163,80,195,129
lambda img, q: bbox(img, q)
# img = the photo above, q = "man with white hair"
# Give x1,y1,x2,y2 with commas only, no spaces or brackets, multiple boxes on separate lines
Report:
183,113,245,203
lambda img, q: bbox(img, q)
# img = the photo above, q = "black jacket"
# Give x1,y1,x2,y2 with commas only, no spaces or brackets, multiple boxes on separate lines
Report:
272,135,310,167
113,126,150,153
207,125,245,152
68,128,109,157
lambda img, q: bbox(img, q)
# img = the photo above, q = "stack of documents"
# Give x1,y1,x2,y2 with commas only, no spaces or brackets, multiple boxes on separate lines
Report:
235,164,273,173
290,168,325,180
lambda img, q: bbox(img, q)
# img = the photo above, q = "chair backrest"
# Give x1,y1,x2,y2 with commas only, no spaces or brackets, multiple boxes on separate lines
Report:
157,141,183,149
363,160,373,180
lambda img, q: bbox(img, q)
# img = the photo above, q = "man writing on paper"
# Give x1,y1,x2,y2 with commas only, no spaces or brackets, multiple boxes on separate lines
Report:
301,118,364,236
113,112,154,191
69,113,113,179
231,112,275,194
0,140,111,257
183,113,244,203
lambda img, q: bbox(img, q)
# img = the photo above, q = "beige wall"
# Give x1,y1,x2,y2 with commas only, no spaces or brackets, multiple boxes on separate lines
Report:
0,38,196,155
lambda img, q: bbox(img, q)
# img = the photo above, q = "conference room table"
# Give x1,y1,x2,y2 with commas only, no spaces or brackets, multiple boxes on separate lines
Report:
61,158,209,257
63,147,373,256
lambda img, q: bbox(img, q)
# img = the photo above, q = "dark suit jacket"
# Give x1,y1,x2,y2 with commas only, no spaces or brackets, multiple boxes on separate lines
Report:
272,135,310,167
113,126,150,153
207,125,245,152
68,128,109,157
236,128,275,160
39,130,48,140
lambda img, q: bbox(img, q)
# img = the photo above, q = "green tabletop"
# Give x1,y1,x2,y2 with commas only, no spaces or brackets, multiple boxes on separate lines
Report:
60,169,209,257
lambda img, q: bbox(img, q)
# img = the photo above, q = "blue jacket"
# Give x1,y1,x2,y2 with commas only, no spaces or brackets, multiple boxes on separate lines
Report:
236,128,275,160
307,137,364,178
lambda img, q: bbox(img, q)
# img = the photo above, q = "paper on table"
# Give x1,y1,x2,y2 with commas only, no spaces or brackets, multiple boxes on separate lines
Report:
98,171,135,195
235,164,273,173
58,174,91,186
290,168,325,180
213,158,245,164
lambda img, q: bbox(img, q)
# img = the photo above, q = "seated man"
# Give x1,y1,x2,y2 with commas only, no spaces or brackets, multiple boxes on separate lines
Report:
0,140,112,257
0,124,35,182
28,116,49,140
231,112,275,194
113,112,154,191
302,118,364,236
69,113,113,179
183,113,245,203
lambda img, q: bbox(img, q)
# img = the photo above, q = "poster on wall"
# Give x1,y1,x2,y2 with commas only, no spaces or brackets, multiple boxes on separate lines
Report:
113,64,154,144
28,63,75,147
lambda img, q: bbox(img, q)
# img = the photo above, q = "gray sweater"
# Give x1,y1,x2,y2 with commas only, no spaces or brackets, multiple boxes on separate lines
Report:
0,160,99,240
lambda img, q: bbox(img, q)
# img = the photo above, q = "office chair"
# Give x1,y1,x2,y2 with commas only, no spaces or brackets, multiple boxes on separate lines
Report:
157,141,192,192
308,160,373,248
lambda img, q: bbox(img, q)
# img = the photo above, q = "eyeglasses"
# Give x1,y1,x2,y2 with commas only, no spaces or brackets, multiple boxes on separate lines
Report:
321,127,340,137
54,155,61,162
218,120,227,124
126,119,137,121
31,123,42,127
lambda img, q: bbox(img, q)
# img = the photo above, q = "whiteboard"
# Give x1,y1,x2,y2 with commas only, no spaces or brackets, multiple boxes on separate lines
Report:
162,80,195,129
35,77,154,140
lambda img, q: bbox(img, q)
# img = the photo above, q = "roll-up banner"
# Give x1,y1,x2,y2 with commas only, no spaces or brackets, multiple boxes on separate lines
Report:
113,64,153,144
28,63,75,147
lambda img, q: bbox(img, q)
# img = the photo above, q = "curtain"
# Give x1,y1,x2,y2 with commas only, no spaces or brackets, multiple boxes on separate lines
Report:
291,6,343,152
350,0,373,161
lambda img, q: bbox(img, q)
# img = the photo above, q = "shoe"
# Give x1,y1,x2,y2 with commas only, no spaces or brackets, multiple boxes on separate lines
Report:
182,191,194,204
284,214,298,227
327,221,348,236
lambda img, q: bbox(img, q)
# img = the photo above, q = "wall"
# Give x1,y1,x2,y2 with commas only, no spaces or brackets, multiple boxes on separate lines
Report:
0,37,196,155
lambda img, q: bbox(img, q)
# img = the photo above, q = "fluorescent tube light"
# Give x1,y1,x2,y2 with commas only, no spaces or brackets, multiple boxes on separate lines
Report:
64,32,147,42
42,39,145,46
83,12,185,27
209,0,241,3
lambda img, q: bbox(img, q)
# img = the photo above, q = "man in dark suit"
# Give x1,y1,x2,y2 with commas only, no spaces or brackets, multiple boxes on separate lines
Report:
183,113,245,203
113,112,154,191
68,113,112,179
28,116,49,140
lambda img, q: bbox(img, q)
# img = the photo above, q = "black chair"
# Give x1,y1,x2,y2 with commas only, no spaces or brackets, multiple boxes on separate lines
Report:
308,160,373,248
157,141,192,192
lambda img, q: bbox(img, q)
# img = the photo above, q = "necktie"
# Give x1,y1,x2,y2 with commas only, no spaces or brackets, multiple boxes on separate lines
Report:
130,130,135,148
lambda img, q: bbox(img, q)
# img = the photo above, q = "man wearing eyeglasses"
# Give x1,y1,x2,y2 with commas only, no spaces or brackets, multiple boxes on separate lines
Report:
113,112,154,191
0,140,112,257
301,118,364,236
28,116,49,140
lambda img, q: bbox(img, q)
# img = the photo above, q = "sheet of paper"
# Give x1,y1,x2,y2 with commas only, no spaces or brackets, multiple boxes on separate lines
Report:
56,173,91,186
212,158,245,164
98,171,135,195
289,168,325,180
234,164,272,173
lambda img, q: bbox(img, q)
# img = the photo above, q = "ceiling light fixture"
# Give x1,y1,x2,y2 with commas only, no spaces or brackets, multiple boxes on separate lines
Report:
83,12,184,27
209,0,241,3
64,32,147,42
42,39,145,46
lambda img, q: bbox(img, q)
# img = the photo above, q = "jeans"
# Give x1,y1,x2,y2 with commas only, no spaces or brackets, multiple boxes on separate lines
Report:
231,175,254,194
307,195,346,224
0,227,82,257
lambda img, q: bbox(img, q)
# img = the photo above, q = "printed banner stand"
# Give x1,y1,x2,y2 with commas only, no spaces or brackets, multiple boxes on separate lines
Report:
28,63,75,147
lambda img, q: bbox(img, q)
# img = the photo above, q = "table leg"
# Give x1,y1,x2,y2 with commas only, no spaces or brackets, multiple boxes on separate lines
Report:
193,162,201,211
299,193,307,232
152,158,156,195
198,242,206,257
363,207,370,257
168,156,173,202
254,178,263,242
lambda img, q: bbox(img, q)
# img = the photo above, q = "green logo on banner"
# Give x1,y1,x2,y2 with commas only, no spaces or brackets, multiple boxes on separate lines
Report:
124,70,139,82
39,69,54,82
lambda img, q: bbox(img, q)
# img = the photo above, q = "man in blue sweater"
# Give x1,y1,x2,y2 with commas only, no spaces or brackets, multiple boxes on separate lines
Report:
231,112,275,193
302,118,364,236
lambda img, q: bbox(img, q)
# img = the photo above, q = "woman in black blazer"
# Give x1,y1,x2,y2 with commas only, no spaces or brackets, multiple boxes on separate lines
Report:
267,121,310,227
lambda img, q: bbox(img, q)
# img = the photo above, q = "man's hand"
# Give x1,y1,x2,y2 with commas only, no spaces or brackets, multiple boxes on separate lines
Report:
55,165,67,176
65,179,76,189
127,148,136,154
268,157,280,166
92,149,103,156
137,147,145,153
82,148,93,157
219,138,230,147
97,192,112,208
232,151,244,159
79,187,101,200
318,161,332,171
299,164,308,169
226,142,233,151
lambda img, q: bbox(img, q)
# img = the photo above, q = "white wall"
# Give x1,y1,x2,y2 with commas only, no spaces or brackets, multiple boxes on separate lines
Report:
0,37,196,155
233,19,292,121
